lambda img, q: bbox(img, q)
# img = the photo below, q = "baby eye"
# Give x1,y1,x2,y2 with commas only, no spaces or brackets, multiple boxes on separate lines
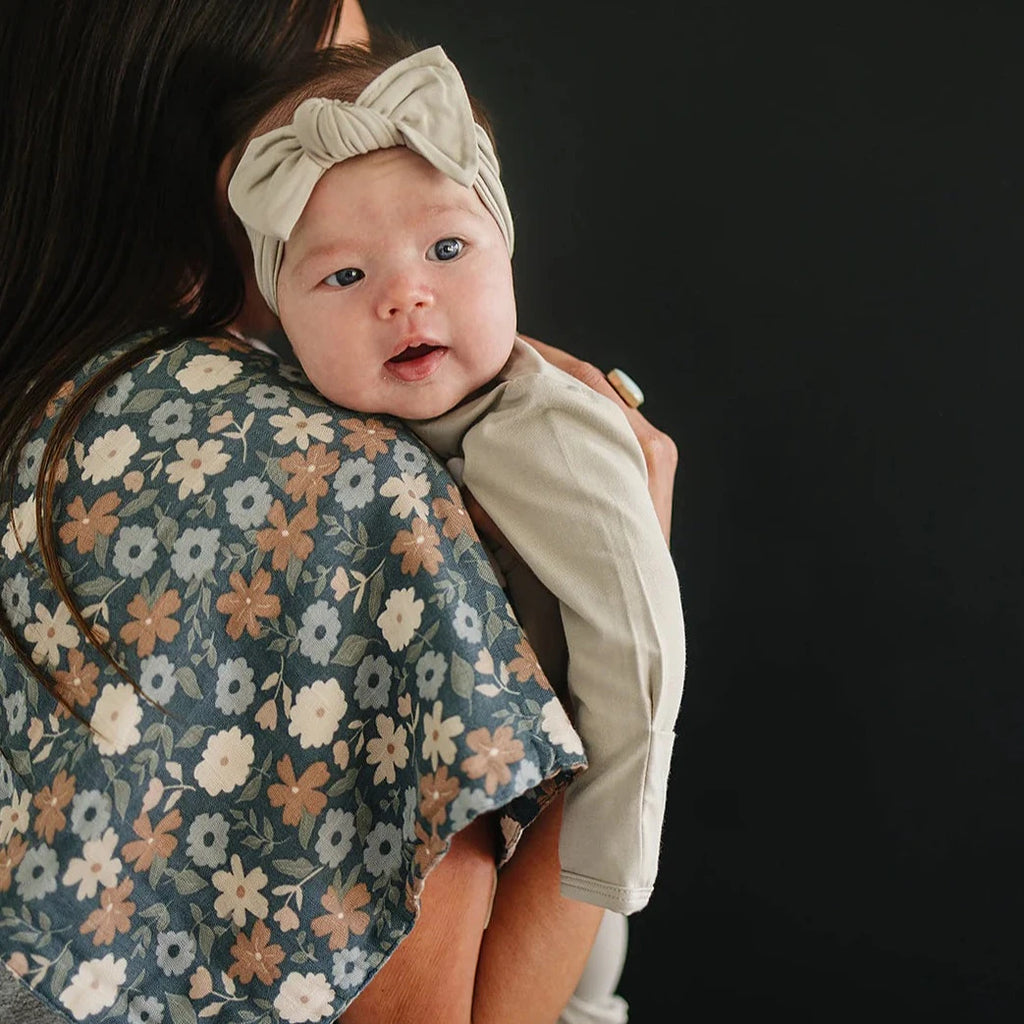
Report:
429,238,464,261
323,267,364,288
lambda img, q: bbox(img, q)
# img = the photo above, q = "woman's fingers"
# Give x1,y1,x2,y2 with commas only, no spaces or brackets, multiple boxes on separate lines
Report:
520,334,678,543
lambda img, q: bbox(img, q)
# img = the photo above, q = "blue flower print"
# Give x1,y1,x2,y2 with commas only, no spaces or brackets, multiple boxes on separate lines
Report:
415,651,447,700
363,821,403,879
392,438,429,475
3,690,26,734
0,757,13,801
127,994,165,1024
155,930,196,977
15,438,44,490
515,761,543,792
297,600,342,666
148,397,193,442
333,456,376,511
0,573,30,627
112,524,159,579
332,948,371,991
16,846,59,901
223,475,274,530
186,813,231,869
170,526,221,582
70,789,113,842
315,808,357,868
93,372,134,416
453,600,482,643
215,657,256,715
353,655,392,710
245,382,290,409
139,654,178,705
449,788,492,831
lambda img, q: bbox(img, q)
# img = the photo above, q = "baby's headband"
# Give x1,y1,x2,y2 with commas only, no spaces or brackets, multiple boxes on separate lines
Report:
228,45,514,316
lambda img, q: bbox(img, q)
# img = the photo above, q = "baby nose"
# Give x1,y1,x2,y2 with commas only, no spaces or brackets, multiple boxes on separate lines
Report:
376,275,434,319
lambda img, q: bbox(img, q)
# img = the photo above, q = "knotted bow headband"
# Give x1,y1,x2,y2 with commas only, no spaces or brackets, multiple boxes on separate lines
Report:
228,45,514,316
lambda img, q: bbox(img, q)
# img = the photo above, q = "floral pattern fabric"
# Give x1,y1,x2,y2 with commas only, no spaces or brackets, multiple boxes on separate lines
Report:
0,334,586,1022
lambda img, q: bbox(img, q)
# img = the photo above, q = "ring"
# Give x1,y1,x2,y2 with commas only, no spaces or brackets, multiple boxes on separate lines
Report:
606,368,644,409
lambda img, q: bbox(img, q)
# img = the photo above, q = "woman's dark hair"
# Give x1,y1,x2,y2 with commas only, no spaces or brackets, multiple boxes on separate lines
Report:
0,0,346,711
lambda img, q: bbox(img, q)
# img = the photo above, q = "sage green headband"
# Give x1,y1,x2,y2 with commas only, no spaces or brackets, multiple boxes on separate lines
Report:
227,45,514,316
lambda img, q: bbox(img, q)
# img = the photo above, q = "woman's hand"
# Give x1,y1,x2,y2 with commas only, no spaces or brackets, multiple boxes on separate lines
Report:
521,335,677,543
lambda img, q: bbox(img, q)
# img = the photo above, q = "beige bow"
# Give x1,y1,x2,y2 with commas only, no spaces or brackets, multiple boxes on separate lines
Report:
228,45,514,315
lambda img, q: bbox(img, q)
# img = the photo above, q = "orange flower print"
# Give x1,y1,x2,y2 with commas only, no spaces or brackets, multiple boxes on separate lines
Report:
0,835,28,892
204,336,250,353
58,492,120,554
121,808,182,872
53,648,100,717
431,485,477,541
80,878,136,946
419,766,459,827
44,379,75,419
266,755,329,826
339,417,396,460
508,639,549,688
280,443,340,505
461,726,525,795
32,769,75,843
119,589,181,657
228,919,285,985
390,518,443,577
310,882,371,950
216,569,281,641
412,820,447,875
255,500,317,570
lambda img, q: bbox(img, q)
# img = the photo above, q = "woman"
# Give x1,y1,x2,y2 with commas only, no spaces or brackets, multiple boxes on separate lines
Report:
0,2,678,1022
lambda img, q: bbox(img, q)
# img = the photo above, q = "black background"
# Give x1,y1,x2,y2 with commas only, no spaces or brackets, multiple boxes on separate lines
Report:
364,2,1024,1019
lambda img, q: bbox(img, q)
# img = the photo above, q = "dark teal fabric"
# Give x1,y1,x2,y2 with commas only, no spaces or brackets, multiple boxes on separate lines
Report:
0,335,585,1022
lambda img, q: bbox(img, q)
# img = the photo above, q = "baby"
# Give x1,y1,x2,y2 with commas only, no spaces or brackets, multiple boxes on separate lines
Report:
228,39,685,916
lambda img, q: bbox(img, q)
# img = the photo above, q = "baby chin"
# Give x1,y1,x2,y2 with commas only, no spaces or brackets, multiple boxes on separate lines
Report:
380,342,509,421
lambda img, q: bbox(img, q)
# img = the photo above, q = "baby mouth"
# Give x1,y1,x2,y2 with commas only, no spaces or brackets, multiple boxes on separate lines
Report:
387,343,443,364
385,343,448,382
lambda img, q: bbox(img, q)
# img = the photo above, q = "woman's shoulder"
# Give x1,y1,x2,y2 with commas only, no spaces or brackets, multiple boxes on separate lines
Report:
0,327,586,1020
82,331,330,413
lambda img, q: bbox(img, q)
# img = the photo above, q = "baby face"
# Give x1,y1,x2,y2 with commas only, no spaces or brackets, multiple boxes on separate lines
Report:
276,146,517,420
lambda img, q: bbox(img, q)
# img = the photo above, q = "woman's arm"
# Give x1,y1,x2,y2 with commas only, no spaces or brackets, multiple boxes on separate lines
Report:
342,795,604,1024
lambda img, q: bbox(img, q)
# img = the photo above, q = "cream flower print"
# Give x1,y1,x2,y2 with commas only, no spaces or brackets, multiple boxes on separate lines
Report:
421,701,465,770
365,714,409,785
90,683,143,756
81,425,140,483
287,677,347,749
63,827,121,900
175,353,243,394
22,599,79,667
164,437,231,500
212,853,269,926
275,971,337,1023
540,697,584,755
58,954,127,1021
378,471,430,519
376,587,423,652
269,407,335,451
194,726,255,796
1,495,37,559
0,791,31,843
